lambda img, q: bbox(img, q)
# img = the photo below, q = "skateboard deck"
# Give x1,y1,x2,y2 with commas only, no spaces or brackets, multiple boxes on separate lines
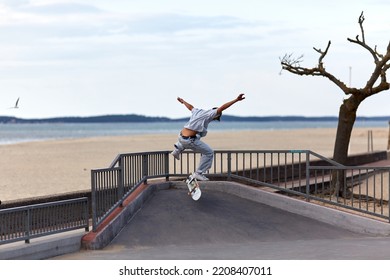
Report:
186,175,201,201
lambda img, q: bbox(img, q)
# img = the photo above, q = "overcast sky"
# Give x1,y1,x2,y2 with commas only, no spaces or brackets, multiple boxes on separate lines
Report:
1,0,389,119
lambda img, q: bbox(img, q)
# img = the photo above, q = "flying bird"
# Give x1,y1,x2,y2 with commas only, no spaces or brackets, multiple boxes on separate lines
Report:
9,97,20,109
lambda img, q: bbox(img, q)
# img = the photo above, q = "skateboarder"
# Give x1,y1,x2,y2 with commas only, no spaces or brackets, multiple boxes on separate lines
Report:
171,93,245,181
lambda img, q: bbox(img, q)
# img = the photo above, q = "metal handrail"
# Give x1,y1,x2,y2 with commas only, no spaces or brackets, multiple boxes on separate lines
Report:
0,197,89,245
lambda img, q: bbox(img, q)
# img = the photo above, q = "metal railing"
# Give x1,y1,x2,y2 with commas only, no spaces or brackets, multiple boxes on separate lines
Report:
91,149,390,230
0,198,89,245
307,166,390,220
91,152,169,231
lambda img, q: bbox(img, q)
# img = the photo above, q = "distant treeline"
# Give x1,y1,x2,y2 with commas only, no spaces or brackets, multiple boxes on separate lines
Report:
0,114,389,124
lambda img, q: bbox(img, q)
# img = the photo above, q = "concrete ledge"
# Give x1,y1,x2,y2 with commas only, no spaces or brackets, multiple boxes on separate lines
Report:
173,181,390,236
81,181,170,250
0,229,86,260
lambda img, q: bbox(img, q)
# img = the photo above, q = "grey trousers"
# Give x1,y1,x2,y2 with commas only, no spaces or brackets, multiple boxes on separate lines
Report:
174,134,214,174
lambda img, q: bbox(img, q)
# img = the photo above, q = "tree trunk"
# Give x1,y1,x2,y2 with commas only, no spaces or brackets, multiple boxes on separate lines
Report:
333,103,356,165
331,96,362,196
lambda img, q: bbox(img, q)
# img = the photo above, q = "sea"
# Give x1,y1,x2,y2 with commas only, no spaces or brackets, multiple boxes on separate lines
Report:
0,120,388,145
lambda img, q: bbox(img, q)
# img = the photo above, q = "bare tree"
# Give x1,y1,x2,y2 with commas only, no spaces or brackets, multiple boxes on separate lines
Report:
280,12,390,196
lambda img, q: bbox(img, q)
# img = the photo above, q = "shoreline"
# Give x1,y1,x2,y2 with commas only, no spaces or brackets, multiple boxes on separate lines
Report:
0,127,388,202
1,120,389,146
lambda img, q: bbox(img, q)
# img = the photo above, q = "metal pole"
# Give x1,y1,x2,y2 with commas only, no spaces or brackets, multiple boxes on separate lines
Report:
118,156,124,206
165,152,170,181
91,170,97,232
306,151,310,201
388,169,390,222
368,130,373,152
142,154,148,184
387,121,390,150
227,152,232,180
25,209,31,244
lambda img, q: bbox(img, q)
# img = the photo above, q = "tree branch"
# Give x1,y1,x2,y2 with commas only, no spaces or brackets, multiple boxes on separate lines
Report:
347,11,378,63
364,41,390,91
281,53,349,93
280,53,303,68
313,41,331,70
374,45,384,59
280,12,390,98
358,11,365,43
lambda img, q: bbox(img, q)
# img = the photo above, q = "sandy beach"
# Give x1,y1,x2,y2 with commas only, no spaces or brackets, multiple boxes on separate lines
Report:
0,127,388,202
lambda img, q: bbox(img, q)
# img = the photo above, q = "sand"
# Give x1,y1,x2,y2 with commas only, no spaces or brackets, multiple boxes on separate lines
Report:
0,127,388,202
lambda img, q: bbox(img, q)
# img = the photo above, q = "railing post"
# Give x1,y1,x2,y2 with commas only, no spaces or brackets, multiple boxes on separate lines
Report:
84,198,90,232
118,155,124,206
91,170,97,232
165,152,170,181
388,169,390,223
143,154,148,184
305,151,310,202
227,152,232,180
25,209,31,244
387,121,390,150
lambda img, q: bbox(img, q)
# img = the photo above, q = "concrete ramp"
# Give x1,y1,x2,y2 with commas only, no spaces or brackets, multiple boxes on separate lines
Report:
112,188,361,247
54,182,390,259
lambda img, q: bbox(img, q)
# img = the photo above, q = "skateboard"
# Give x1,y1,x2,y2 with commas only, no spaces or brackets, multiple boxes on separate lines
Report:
186,175,201,201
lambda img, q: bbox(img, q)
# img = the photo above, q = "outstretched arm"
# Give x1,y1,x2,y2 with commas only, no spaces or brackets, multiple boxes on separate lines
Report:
217,93,245,114
177,97,194,111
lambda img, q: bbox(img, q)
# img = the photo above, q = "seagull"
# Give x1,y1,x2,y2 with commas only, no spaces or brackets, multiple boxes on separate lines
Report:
9,97,20,109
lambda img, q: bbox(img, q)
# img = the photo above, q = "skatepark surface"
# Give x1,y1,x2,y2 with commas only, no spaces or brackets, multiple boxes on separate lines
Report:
53,183,390,260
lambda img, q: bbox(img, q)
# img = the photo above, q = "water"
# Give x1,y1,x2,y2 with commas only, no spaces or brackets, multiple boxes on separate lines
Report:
0,120,388,145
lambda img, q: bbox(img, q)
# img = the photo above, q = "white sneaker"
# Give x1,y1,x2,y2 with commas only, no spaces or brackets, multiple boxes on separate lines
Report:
171,149,180,160
192,172,209,181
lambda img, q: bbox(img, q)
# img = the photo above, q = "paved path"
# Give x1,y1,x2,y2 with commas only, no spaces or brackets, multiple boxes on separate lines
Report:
54,188,390,260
